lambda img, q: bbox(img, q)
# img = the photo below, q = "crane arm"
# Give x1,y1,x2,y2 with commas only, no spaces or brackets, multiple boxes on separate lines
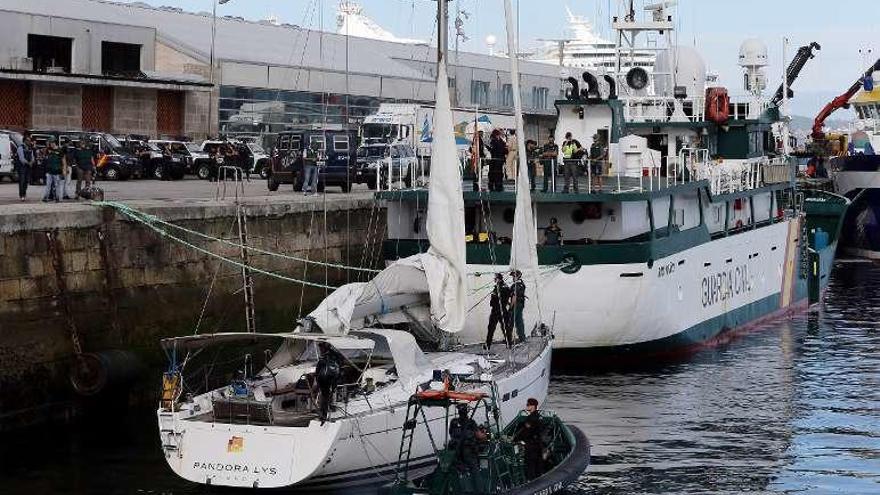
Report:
771,42,821,107
812,57,880,140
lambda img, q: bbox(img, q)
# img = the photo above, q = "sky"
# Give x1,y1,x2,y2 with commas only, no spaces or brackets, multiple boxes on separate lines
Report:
121,0,878,117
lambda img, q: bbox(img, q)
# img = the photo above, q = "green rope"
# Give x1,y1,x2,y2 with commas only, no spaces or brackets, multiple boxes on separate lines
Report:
94,201,337,290
94,201,381,274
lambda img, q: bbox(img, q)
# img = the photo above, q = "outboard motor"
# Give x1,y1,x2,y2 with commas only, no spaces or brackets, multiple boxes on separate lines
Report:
581,71,601,99
603,75,617,99
566,77,580,100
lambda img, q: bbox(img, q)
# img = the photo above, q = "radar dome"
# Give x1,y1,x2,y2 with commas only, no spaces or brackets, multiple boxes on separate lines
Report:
654,46,707,99
739,39,768,68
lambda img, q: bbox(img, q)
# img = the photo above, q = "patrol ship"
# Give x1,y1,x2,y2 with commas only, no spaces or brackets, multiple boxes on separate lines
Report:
378,2,848,363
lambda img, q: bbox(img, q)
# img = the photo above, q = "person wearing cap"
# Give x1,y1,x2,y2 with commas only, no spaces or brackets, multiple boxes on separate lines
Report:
485,273,511,349
543,217,563,246
514,398,545,480
41,140,65,203
509,270,527,343
540,135,559,193
589,132,607,189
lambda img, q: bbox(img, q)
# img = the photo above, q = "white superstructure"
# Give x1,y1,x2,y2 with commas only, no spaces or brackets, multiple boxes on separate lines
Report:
528,7,654,74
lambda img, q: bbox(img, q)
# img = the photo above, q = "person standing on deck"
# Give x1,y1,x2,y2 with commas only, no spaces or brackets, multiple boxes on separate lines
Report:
509,270,527,343
525,139,539,191
505,129,518,180
15,135,35,202
541,135,559,193
486,273,512,349
589,133,607,190
315,342,343,425
488,129,508,192
561,132,583,194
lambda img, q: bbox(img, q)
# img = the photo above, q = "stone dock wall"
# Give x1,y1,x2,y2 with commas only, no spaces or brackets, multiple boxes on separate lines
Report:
0,196,386,430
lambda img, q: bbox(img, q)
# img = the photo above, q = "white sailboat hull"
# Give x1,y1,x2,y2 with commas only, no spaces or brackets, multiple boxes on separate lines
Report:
157,341,551,490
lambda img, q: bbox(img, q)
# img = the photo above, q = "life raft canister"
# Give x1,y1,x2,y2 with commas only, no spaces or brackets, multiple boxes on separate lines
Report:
705,87,730,125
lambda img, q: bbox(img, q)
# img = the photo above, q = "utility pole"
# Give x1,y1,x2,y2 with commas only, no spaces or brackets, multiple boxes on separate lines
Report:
208,0,230,138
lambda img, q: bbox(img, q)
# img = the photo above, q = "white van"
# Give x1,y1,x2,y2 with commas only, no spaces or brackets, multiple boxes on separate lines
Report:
0,131,23,181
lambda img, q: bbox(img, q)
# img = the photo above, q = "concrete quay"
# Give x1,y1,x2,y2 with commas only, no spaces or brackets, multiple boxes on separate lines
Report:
0,179,385,430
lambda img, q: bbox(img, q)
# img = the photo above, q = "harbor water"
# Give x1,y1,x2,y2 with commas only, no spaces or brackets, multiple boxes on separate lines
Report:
1,261,878,494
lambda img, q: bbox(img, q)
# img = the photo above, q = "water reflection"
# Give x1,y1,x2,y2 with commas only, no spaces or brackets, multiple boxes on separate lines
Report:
1,263,878,494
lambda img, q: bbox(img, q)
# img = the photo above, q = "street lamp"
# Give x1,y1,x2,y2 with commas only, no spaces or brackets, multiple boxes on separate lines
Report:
208,0,230,137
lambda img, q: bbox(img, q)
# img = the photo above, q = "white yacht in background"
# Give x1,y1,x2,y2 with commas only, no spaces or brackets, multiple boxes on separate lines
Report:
528,6,654,74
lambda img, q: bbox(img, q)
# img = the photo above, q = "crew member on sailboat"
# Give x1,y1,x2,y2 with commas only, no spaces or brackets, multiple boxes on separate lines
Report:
486,273,512,348
509,270,527,343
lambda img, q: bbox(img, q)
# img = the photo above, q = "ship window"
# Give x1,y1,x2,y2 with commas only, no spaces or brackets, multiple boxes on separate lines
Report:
532,87,550,109
500,84,514,107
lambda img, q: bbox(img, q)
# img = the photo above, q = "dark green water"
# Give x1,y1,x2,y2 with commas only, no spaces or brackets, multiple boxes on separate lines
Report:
2,262,878,494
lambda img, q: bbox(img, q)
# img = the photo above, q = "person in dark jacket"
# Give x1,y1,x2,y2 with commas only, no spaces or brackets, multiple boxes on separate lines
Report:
486,273,511,348
509,270,527,343
15,135,35,201
488,129,508,192
41,141,65,203
315,341,344,425
514,398,545,480
449,403,480,475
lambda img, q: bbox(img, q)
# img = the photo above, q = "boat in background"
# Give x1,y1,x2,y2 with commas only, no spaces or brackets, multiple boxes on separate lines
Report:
379,1,848,365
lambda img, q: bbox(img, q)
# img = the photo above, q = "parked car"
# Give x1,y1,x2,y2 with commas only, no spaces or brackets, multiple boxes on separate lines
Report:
267,130,356,192
29,130,143,180
146,140,209,180
0,130,23,182
355,142,419,189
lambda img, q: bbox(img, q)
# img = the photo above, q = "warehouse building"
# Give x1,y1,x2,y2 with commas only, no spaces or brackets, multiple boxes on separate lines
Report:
0,0,562,142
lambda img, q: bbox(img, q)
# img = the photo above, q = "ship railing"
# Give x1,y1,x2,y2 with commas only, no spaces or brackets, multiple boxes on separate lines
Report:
620,96,706,124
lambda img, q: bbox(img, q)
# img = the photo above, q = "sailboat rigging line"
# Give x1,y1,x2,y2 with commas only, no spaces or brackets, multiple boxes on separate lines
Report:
193,215,239,335
101,203,336,290
94,202,380,274
298,208,320,318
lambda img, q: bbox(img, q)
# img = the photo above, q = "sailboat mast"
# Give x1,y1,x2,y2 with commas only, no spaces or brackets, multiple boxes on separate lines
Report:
437,0,449,63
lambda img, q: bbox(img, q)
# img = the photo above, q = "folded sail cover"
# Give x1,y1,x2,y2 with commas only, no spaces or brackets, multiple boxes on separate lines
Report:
307,60,467,335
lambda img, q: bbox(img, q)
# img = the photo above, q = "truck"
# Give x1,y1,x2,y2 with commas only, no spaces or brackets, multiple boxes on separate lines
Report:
360,103,516,158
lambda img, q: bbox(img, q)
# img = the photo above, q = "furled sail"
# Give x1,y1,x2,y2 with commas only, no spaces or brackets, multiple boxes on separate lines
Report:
302,58,467,335
504,0,541,318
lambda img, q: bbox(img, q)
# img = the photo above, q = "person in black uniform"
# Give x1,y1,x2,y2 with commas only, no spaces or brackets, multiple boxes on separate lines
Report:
514,397,545,480
486,273,511,349
449,403,480,476
315,341,343,425
487,129,508,192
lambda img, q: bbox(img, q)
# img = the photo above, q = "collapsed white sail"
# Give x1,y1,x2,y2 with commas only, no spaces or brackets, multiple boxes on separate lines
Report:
424,59,468,333
504,0,541,317
304,58,467,335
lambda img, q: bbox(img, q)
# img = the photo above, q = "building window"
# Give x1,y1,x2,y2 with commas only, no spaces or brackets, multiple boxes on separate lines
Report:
531,87,549,109
27,34,73,73
500,84,514,107
102,41,142,76
470,80,490,107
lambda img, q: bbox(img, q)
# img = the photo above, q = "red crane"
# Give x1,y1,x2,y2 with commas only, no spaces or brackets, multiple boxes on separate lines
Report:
812,58,880,140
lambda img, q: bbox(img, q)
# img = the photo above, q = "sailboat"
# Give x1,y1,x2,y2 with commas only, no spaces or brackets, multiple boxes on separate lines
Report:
155,29,551,490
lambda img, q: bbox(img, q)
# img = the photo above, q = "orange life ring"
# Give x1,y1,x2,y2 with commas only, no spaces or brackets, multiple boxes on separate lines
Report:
705,87,730,125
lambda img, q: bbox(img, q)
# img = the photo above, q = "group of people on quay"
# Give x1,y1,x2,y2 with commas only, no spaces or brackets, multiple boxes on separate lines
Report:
468,128,608,193
13,133,97,203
